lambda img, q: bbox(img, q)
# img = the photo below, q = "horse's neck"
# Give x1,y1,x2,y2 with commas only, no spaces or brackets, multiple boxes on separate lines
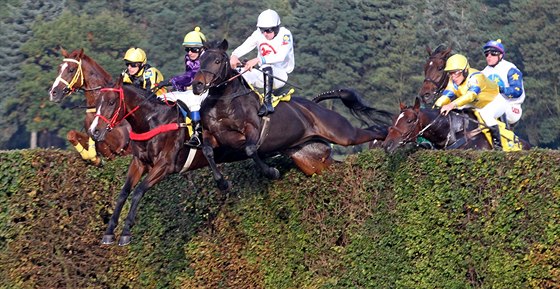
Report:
82,56,112,107
419,109,450,140
124,90,176,132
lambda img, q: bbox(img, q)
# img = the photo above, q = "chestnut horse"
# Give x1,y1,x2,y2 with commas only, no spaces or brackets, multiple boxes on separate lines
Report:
49,48,131,165
418,45,453,105
383,97,531,153
192,39,392,190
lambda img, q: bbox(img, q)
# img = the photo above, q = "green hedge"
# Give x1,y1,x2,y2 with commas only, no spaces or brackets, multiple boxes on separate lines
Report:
0,149,558,288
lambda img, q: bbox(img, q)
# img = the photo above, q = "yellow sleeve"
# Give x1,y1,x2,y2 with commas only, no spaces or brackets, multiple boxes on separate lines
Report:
434,95,451,107
146,68,166,95
453,91,477,107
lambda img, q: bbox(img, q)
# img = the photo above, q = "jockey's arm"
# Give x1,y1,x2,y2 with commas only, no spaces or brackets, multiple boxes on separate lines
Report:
503,67,524,99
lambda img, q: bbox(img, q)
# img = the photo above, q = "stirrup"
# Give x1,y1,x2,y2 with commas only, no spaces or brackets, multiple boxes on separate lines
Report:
186,134,201,147
258,102,274,116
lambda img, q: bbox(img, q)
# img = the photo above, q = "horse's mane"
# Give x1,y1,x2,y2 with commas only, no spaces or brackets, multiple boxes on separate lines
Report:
69,49,113,81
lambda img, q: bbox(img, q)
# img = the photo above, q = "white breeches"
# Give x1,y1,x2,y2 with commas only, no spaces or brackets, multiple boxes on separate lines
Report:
240,65,288,89
504,102,522,124
158,90,209,112
477,94,507,127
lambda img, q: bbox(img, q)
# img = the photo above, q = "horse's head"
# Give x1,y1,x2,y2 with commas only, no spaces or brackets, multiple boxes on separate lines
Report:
192,39,232,95
383,97,424,153
418,45,452,104
49,48,86,102
89,77,129,142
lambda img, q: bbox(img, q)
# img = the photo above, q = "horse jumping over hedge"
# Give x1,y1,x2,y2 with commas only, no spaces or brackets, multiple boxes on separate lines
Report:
49,48,131,165
191,39,392,190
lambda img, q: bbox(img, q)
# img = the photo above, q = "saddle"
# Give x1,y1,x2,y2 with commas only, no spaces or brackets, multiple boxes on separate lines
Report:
445,109,522,151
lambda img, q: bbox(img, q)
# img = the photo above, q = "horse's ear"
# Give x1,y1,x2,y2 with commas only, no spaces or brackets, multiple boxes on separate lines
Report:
425,45,432,56
60,46,69,57
413,97,421,110
77,48,84,58
220,39,229,51
444,46,453,56
115,74,124,87
399,101,407,110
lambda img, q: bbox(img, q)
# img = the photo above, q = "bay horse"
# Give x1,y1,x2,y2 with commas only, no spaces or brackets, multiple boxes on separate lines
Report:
49,48,131,165
88,77,380,245
383,97,531,153
192,39,392,190
418,45,452,105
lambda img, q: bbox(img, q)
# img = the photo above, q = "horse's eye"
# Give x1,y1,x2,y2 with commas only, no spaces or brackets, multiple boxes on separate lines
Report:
214,59,220,64
407,119,414,123
109,99,115,105
69,68,75,73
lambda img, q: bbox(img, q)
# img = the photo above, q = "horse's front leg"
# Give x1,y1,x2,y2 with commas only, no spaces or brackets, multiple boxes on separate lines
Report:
102,157,146,245
244,125,280,180
118,157,172,246
201,138,230,191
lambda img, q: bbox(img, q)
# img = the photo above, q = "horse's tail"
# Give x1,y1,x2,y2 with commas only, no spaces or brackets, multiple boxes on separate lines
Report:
313,88,393,127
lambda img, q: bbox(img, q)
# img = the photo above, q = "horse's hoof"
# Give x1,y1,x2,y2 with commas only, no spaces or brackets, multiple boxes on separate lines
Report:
118,235,132,246
267,168,281,180
101,235,115,245
217,179,231,192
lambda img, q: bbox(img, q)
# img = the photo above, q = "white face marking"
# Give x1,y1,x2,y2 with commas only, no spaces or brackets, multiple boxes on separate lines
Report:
89,102,103,135
49,63,69,100
395,112,405,125
51,63,68,90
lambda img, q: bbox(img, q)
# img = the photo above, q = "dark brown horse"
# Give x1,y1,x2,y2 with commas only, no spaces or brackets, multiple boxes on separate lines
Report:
49,48,131,165
192,39,392,190
418,45,453,105
383,97,531,153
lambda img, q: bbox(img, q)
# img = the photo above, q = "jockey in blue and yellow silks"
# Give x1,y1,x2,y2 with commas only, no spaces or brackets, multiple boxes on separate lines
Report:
481,39,525,126
435,54,506,150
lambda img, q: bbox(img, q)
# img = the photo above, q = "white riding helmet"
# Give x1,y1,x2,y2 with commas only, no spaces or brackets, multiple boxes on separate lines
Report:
256,9,281,28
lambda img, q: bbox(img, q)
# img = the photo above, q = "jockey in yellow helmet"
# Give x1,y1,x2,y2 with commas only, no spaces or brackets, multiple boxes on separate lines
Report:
435,54,507,150
122,47,165,95
157,27,208,147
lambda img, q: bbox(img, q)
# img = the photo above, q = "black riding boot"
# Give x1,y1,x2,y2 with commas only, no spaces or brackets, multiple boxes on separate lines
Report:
258,67,274,116
186,120,202,147
488,125,502,151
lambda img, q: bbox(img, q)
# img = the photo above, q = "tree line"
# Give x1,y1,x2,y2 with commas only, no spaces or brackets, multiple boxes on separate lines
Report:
1,0,558,149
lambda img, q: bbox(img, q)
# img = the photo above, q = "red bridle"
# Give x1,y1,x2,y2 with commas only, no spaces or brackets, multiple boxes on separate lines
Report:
95,87,139,130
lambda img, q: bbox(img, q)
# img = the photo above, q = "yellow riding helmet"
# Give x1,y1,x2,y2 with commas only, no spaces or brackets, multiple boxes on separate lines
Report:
123,47,147,65
444,54,470,72
183,27,206,47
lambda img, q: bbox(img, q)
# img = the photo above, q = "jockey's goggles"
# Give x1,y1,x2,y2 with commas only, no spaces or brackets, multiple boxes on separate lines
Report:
259,27,276,33
484,50,501,57
449,70,463,76
125,62,142,68
185,47,202,53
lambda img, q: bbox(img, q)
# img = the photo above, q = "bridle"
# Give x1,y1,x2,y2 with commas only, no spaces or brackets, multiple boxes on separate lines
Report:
53,58,84,95
422,57,449,95
389,109,443,146
95,87,139,130
196,50,239,91
389,110,422,144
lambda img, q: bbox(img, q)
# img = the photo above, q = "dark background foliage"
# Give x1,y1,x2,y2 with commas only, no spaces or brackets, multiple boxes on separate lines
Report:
1,0,559,149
